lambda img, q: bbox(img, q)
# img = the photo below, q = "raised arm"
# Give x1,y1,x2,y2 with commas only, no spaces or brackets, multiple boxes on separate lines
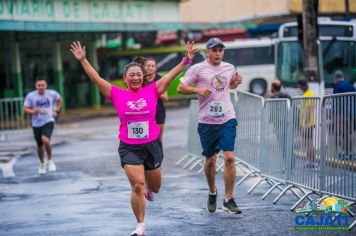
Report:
70,41,111,99
156,41,197,95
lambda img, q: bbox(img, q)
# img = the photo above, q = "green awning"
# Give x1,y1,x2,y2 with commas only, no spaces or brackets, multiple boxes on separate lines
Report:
0,20,256,32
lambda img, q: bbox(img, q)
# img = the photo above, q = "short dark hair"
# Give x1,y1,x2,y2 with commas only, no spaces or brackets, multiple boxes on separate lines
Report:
297,77,309,91
271,81,281,92
297,77,308,86
35,76,47,83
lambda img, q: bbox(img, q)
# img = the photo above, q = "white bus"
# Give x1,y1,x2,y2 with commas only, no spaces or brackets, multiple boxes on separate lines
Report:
276,20,356,96
222,38,276,96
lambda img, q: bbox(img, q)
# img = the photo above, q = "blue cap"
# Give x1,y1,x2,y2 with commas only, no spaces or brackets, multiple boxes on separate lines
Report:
206,37,225,49
333,70,344,80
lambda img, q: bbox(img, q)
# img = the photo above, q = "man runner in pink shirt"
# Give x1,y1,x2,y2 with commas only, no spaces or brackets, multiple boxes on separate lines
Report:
178,37,243,214
70,41,196,236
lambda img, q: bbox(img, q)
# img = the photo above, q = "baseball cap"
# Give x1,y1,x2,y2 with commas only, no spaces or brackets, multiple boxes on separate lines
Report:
206,37,225,49
333,70,344,80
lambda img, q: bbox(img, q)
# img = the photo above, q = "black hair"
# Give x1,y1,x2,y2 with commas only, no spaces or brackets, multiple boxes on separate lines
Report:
132,56,147,66
35,76,47,82
271,81,281,92
123,62,144,77
297,77,309,90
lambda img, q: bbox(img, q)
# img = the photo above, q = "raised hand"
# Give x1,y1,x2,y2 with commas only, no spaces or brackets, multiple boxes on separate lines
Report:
70,41,86,61
233,72,243,85
185,41,198,60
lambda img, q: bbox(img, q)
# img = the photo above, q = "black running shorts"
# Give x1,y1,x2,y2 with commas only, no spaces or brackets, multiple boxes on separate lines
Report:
118,139,164,170
32,122,54,147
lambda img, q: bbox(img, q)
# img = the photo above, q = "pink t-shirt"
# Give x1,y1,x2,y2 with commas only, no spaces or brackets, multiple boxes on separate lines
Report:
110,82,160,144
180,60,236,124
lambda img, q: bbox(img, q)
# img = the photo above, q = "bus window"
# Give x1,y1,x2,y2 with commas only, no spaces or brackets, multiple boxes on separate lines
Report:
155,52,180,71
322,41,356,83
277,42,303,83
192,51,205,65
155,51,205,72
224,46,274,66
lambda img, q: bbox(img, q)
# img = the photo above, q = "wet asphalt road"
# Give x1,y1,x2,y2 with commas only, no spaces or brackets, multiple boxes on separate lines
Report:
0,106,354,236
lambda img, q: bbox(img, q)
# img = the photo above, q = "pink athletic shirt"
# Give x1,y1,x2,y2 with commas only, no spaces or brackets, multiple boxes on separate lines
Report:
110,82,160,144
180,60,236,124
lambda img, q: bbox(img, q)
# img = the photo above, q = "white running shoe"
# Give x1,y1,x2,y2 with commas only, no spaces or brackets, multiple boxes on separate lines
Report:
130,223,145,236
47,160,57,172
38,162,47,175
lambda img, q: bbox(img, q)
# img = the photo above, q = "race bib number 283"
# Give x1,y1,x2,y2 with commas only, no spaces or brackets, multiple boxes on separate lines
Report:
128,121,149,139
208,101,225,117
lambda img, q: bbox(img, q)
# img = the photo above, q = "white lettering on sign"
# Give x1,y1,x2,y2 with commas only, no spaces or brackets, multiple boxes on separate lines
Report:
0,0,179,22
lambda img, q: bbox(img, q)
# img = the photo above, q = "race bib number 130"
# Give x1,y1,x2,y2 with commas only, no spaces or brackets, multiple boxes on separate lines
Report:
128,121,149,139
208,101,225,117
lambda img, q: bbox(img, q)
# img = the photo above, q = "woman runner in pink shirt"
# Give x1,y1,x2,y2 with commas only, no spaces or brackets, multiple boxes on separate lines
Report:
70,41,196,236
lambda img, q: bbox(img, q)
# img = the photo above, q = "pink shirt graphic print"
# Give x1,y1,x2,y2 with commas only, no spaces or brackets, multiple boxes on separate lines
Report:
180,60,236,124
110,82,160,144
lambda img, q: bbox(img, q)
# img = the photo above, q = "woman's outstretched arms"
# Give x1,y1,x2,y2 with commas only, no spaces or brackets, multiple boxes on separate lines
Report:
70,41,112,99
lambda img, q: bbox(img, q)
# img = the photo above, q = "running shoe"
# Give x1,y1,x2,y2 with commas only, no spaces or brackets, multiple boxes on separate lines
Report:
130,223,145,236
47,159,57,172
222,198,242,214
38,162,47,175
206,187,218,212
144,189,154,202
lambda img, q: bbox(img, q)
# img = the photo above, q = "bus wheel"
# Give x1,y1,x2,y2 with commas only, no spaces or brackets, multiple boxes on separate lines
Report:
250,78,267,96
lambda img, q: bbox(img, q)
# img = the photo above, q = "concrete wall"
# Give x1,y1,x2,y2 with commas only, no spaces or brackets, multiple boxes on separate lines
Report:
180,0,290,23
180,0,355,23
290,0,356,13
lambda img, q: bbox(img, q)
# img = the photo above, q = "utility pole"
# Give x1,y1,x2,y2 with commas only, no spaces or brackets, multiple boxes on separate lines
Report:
302,0,319,82
345,0,350,20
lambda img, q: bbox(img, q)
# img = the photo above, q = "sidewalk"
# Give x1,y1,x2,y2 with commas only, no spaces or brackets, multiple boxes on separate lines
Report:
59,106,116,123
0,129,67,177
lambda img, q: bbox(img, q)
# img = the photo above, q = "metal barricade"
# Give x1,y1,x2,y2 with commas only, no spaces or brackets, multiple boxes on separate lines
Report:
320,93,356,200
0,97,31,130
260,99,290,181
175,100,204,172
325,93,356,231
234,91,264,185
247,99,292,198
273,97,322,208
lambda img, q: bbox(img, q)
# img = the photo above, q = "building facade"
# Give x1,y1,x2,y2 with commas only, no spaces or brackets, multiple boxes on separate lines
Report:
180,0,356,23
1,0,355,109
0,0,182,109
